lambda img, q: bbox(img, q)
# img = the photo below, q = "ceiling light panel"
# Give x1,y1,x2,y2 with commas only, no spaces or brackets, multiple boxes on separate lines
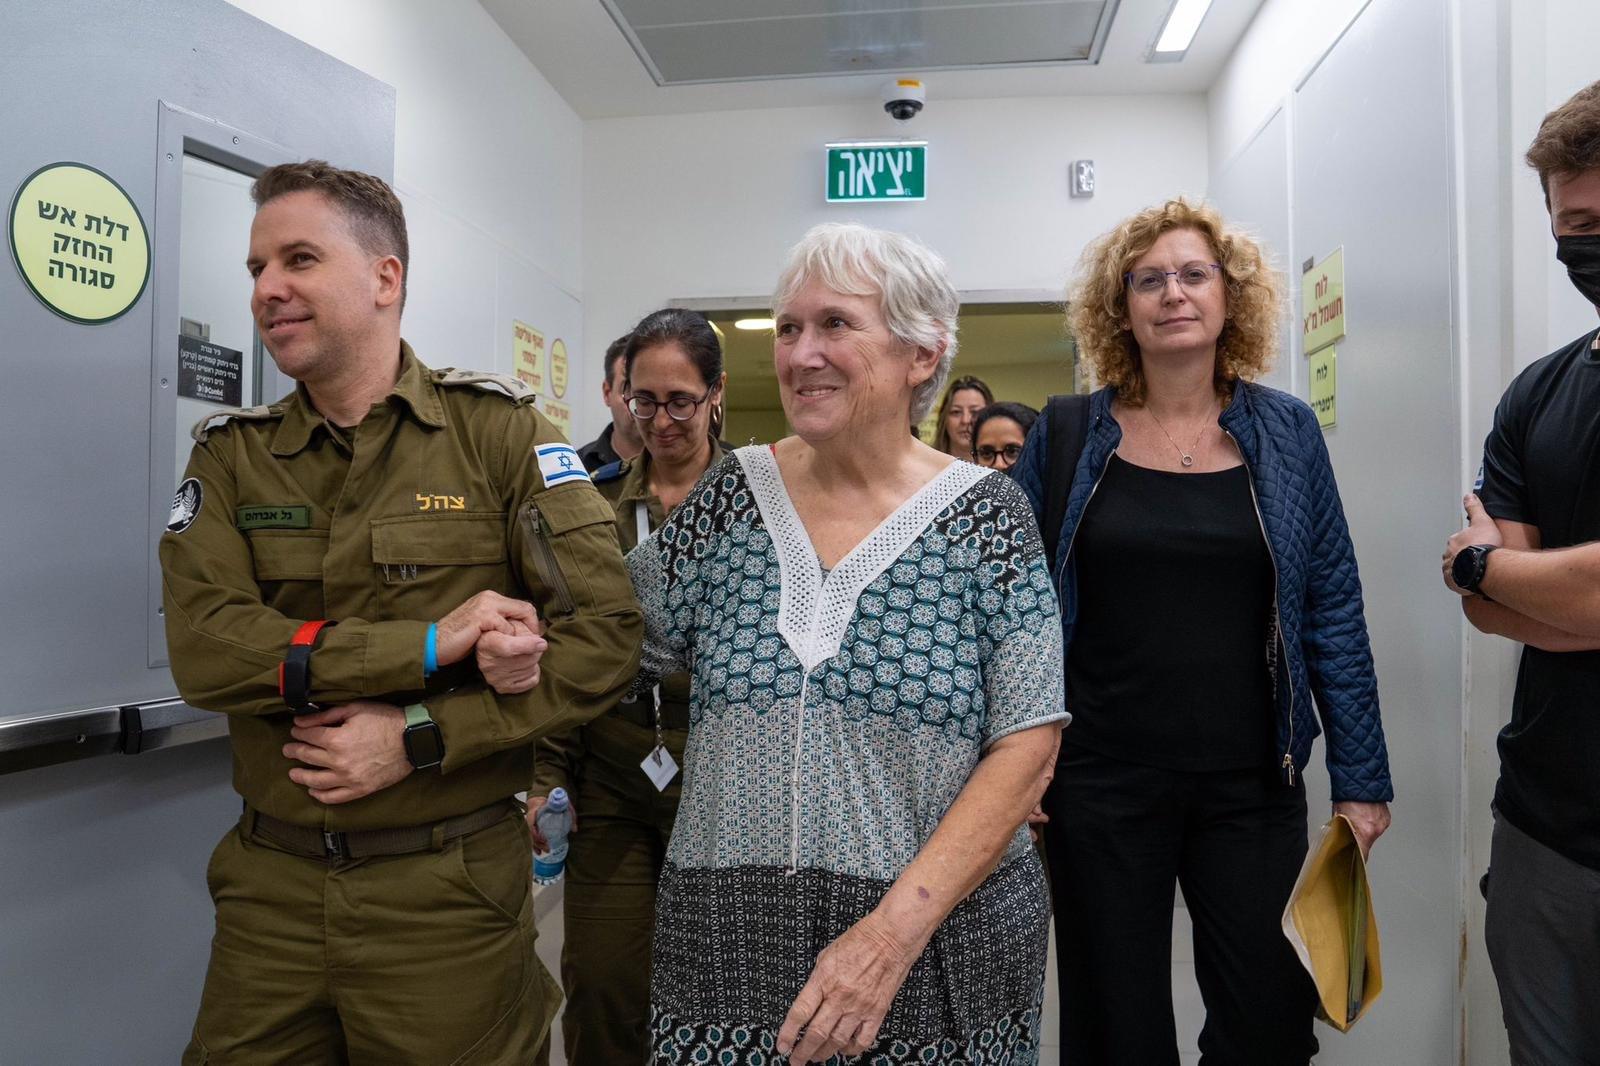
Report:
602,0,1120,85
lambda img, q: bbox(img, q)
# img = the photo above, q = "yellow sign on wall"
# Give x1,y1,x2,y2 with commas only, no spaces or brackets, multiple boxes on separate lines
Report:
8,162,151,324
1309,348,1337,429
543,398,572,437
550,338,569,400
513,320,544,394
1302,247,1346,355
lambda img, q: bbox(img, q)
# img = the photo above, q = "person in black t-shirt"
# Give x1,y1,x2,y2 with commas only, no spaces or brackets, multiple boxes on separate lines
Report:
1443,79,1600,1063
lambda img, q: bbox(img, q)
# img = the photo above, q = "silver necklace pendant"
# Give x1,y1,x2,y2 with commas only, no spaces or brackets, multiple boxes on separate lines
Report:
1181,453,1195,467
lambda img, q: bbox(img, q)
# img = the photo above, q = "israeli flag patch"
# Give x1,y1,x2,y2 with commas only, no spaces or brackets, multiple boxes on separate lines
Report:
536,443,590,486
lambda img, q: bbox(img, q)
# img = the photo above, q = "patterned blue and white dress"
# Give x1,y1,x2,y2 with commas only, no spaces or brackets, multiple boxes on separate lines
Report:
629,445,1067,1065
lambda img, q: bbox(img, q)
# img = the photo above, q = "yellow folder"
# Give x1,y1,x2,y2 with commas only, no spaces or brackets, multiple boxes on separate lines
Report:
1280,813,1383,1031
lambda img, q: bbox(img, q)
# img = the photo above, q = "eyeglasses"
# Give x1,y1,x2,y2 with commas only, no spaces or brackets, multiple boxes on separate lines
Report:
1125,262,1223,296
626,387,713,422
974,444,1023,467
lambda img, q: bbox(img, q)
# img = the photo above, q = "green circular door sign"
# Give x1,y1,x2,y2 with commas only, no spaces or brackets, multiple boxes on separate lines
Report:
8,162,151,324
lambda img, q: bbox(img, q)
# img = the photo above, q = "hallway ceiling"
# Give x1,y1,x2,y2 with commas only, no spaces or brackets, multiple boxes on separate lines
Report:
480,0,1265,118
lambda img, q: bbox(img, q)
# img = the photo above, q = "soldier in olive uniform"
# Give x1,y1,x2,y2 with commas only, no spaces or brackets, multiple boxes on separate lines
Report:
160,161,641,1064
530,309,727,1065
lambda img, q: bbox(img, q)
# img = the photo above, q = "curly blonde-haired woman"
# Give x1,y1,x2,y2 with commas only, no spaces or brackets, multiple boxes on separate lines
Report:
1013,199,1394,1064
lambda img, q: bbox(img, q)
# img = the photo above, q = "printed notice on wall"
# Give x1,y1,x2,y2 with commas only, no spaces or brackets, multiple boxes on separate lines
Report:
514,320,545,395
1309,348,1337,429
177,334,243,406
544,398,572,437
1302,247,1347,355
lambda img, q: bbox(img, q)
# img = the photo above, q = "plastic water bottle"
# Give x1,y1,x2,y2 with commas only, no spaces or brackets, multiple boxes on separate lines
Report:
532,788,572,885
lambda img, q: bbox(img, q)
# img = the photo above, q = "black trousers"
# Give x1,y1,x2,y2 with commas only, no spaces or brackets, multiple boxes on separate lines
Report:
1043,744,1320,1066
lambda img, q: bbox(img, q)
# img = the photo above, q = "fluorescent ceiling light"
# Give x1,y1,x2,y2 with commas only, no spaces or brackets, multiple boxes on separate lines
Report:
734,318,775,331
1150,0,1212,59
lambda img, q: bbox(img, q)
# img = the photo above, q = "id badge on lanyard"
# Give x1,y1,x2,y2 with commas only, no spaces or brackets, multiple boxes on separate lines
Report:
636,501,680,791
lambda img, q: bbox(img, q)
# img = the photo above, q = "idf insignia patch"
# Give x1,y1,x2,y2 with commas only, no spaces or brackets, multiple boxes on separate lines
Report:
536,443,590,486
167,478,204,534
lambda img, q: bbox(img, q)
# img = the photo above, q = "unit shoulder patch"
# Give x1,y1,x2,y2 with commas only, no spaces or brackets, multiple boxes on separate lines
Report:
191,405,280,442
436,368,536,405
592,459,627,484
167,478,204,533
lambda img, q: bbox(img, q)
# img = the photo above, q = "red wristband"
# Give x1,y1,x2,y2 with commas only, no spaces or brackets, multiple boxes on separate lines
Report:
279,620,335,710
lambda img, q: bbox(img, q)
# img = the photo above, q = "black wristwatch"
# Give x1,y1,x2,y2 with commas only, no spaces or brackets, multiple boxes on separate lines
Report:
1452,544,1498,595
402,703,445,769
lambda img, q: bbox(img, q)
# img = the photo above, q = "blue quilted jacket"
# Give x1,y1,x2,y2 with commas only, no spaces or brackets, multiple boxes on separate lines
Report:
1013,380,1393,803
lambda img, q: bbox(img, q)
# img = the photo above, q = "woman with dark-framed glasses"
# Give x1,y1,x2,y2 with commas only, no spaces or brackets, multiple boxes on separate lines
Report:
529,307,727,1066
1013,198,1393,1064
970,401,1038,473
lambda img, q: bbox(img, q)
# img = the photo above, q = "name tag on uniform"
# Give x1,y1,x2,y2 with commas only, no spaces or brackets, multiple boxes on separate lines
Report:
536,444,590,487
641,745,680,791
236,505,311,530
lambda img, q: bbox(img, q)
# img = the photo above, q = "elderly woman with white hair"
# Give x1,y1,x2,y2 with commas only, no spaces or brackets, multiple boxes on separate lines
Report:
628,222,1066,1064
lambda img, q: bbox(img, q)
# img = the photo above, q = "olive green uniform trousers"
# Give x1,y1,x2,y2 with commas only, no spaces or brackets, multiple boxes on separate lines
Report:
556,709,685,1065
183,810,559,1064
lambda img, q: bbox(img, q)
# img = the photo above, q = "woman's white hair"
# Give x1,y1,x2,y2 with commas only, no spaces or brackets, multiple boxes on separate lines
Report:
772,222,959,422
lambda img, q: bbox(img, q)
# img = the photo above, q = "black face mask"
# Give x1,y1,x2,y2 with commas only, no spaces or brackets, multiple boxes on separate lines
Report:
1556,234,1600,308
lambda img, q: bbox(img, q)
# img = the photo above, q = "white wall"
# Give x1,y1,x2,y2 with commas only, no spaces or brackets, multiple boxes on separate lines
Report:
1207,0,1371,170
222,0,589,427
1213,3,1600,1064
1209,0,1487,1062
582,94,1209,440
1508,0,1600,366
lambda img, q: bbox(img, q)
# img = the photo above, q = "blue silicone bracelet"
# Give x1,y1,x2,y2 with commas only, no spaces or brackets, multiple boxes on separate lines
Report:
424,623,439,675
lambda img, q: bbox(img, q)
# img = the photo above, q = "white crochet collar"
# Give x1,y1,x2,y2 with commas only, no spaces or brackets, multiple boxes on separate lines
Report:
735,445,991,672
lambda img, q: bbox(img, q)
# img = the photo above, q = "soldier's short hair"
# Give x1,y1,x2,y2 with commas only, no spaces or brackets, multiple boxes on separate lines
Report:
603,334,632,389
252,160,410,308
1527,79,1600,204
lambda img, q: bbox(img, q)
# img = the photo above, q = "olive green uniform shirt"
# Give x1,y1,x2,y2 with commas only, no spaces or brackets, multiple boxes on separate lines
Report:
531,442,722,795
160,342,642,831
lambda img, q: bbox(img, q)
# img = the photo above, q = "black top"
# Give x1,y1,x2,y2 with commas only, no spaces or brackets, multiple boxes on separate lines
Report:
1066,454,1276,771
1477,326,1600,870
577,424,623,472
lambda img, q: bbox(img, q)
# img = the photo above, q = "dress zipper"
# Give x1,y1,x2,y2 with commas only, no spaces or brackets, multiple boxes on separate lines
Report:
1223,428,1295,785
522,501,577,616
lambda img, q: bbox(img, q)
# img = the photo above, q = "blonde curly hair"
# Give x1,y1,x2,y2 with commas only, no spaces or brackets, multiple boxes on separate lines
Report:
1068,198,1282,405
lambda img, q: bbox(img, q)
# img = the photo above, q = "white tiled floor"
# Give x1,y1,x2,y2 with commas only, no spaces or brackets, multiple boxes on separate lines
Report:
534,885,1209,1066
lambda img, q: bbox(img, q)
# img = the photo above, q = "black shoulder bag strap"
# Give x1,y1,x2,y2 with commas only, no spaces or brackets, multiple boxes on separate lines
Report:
1042,393,1091,571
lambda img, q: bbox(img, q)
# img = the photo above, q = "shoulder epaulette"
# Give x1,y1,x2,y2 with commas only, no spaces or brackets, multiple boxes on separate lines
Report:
593,459,627,484
435,368,536,405
191,404,281,442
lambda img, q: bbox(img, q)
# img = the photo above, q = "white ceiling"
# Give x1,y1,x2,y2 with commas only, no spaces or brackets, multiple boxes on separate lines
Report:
480,0,1265,119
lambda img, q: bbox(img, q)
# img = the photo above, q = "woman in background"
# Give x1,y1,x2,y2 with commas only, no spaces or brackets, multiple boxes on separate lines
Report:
529,307,725,1066
971,401,1038,473
1013,198,1393,1065
931,373,993,457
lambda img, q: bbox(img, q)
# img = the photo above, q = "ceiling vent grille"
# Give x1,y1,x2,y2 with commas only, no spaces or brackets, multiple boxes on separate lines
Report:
600,0,1121,85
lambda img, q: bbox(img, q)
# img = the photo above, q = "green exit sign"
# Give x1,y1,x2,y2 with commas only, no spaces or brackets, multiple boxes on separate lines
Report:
826,142,926,203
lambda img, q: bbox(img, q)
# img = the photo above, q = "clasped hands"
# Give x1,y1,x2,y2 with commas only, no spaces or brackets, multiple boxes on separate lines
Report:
282,591,549,805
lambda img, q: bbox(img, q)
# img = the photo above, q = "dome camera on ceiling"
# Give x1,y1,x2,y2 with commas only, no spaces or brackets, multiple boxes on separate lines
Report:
883,78,925,121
